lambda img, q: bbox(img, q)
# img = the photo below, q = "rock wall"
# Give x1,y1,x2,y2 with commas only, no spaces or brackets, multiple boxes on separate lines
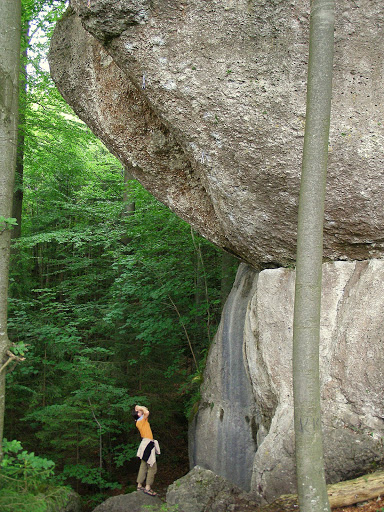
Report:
189,265,259,491
49,0,384,267
192,261,384,503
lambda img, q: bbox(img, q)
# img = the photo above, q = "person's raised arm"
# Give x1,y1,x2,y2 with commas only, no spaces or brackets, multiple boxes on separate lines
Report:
135,405,149,419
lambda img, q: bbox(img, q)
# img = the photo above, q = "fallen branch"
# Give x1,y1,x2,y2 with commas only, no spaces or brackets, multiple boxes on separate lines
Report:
258,470,384,511
0,350,26,375
327,470,384,508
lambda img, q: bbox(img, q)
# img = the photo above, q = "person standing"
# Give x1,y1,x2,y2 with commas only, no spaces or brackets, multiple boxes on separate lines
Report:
133,405,160,496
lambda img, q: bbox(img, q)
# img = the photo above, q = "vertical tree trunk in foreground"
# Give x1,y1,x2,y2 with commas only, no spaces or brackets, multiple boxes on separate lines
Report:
292,1,335,511
0,0,21,460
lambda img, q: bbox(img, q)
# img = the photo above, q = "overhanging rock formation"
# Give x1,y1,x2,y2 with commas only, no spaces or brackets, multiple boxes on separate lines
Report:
49,0,384,268
49,0,384,503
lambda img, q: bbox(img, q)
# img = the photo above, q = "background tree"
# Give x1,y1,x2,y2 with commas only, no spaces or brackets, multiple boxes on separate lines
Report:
292,0,335,511
0,0,22,461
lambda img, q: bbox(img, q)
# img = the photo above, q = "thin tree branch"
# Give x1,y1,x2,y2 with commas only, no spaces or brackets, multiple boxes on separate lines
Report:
88,397,103,482
190,227,212,344
0,350,25,375
168,295,199,370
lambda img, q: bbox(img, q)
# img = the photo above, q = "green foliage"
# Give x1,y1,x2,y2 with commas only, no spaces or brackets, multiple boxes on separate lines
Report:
0,486,71,512
0,438,71,512
1,438,55,488
112,443,138,468
57,464,121,490
182,371,204,422
10,341,28,357
0,217,18,232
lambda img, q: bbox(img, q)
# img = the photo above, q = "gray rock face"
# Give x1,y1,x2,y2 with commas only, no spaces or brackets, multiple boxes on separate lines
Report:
49,0,384,267
60,490,82,512
71,0,150,41
192,261,384,503
91,491,162,512
189,265,259,491
166,466,247,512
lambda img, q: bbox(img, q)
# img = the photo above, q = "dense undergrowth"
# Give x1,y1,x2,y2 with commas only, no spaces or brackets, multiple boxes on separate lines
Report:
0,439,73,512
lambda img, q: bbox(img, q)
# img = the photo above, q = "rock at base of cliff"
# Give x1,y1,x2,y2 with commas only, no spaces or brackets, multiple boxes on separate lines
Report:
59,489,82,512
166,466,258,512
91,491,163,512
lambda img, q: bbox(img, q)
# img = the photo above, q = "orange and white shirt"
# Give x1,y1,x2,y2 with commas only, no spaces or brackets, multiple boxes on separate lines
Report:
136,417,153,440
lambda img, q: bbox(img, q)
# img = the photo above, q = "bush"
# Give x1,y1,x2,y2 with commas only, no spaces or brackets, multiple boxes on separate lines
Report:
0,438,72,512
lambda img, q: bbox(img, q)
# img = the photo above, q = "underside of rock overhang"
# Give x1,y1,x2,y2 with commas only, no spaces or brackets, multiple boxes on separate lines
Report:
49,0,384,267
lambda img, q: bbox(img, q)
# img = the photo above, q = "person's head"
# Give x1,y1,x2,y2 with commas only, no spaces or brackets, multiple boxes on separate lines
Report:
135,405,144,416
132,408,140,421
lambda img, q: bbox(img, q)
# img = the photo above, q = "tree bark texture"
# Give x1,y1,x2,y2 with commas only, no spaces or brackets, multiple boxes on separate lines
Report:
292,1,335,511
120,165,135,246
0,0,21,458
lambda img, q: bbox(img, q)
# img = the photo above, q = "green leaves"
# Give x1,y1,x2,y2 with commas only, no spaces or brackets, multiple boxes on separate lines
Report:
1,438,55,484
0,216,18,232
58,464,121,490
0,438,71,512
11,341,28,357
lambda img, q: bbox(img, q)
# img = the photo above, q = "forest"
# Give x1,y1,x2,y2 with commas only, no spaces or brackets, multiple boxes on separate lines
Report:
1,1,238,510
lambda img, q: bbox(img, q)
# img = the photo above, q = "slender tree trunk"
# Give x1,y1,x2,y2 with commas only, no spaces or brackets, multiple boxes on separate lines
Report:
0,0,21,460
42,344,47,407
194,242,204,340
76,423,80,493
11,23,29,241
292,1,335,511
191,228,212,346
123,167,136,216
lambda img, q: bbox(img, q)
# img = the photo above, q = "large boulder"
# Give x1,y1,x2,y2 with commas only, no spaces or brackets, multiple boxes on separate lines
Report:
192,261,384,503
49,0,384,267
59,489,82,512
166,465,256,512
91,490,163,512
